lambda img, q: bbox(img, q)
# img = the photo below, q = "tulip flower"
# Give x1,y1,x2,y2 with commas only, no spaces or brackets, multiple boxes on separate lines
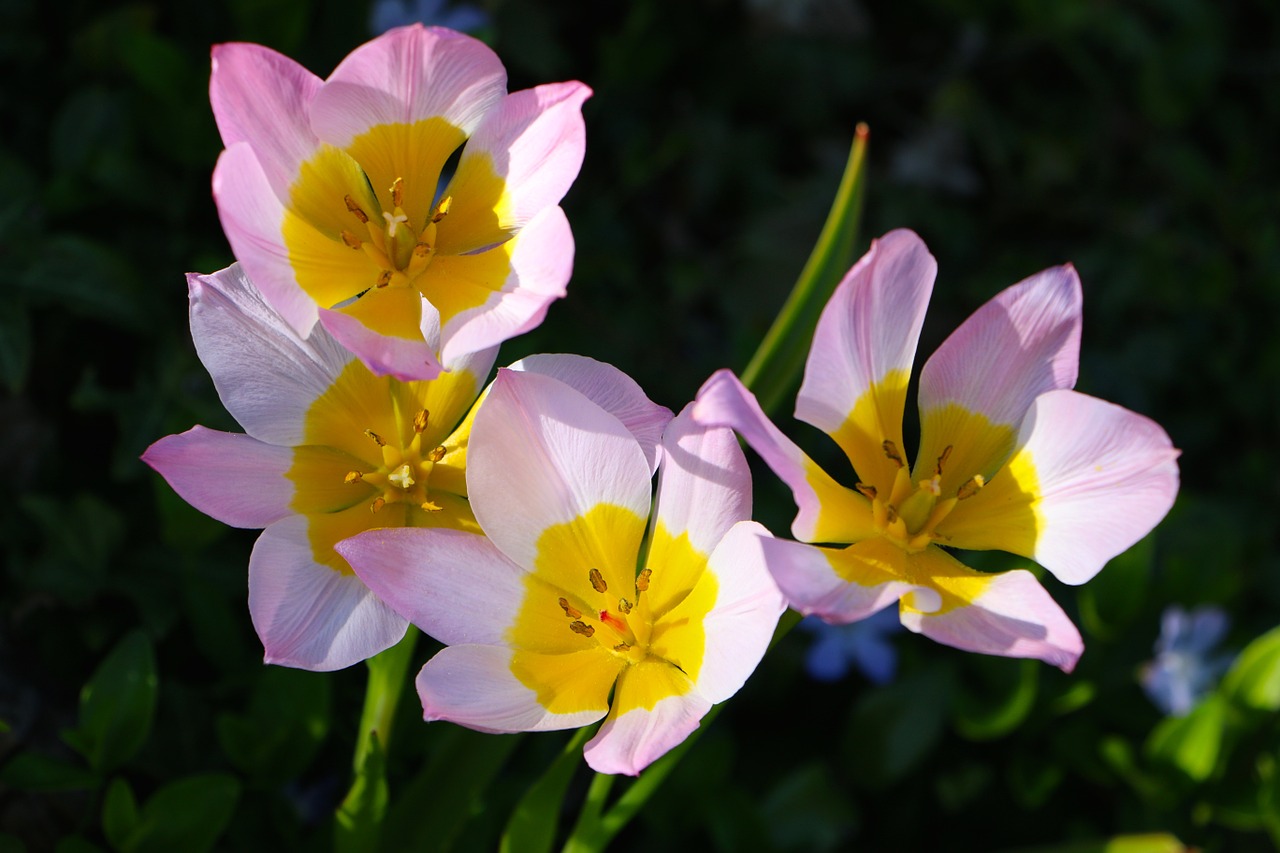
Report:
694,229,1179,671
210,25,589,380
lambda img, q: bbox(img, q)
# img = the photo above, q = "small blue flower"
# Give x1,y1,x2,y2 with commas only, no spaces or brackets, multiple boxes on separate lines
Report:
1140,605,1234,716
800,608,902,685
370,0,489,36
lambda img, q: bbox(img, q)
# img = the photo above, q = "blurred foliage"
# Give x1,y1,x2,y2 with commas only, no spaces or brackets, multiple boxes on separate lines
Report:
1,0,1278,850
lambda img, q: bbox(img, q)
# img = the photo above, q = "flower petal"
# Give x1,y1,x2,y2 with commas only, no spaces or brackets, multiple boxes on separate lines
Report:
694,521,786,703
795,229,936,494
417,643,610,733
317,292,445,381
468,368,652,571
431,206,575,366
142,427,294,528
336,527,523,646
759,535,922,624
248,516,409,671
693,369,875,544
510,352,673,475
310,25,507,148
209,42,321,197
436,82,591,256
583,677,712,776
189,264,353,445
915,264,1082,488
898,547,1083,672
940,389,1179,585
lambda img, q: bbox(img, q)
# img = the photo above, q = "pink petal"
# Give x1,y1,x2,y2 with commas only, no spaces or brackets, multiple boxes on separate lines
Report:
916,265,1082,481
692,369,875,544
651,408,751,561
695,521,786,703
436,206,575,366
317,299,445,381
336,527,523,646
795,229,936,493
437,82,590,255
249,516,409,671
898,554,1084,673
188,265,353,445
943,389,1179,585
510,352,674,475
211,145,319,337
209,42,321,197
468,369,652,568
310,25,507,149
142,427,293,528
417,643,609,733
584,689,712,776
758,535,921,624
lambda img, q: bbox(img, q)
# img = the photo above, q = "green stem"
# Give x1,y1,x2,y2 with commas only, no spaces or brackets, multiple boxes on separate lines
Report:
560,772,616,853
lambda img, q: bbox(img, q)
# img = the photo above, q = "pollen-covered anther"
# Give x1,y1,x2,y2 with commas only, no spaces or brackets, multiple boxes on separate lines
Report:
558,597,582,619
413,241,431,258
618,598,633,614
388,464,415,490
613,643,631,653
341,230,362,249
431,196,452,223
364,429,386,447
855,482,877,500
376,269,393,288
589,568,607,593
882,440,905,468
427,446,447,463
344,194,369,223
413,409,429,433
956,474,986,500
569,620,594,638
636,568,652,593
370,497,386,514
934,445,953,476
390,177,405,208
420,500,443,512
343,471,364,484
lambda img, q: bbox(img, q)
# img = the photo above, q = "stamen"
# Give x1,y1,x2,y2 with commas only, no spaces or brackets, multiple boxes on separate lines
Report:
390,177,404,208
589,568,607,593
636,568,652,593
427,446,447,463
376,269,393,288
420,500,443,512
558,597,582,619
341,230,362,249
344,471,364,484
618,598,633,614
370,497,386,514
413,409,429,433
920,476,942,497
855,482,877,500
613,643,631,652
364,429,386,447
882,440,905,468
569,621,595,638
344,195,369,223
413,241,431,258
956,474,986,500
934,445,953,476
432,196,452,223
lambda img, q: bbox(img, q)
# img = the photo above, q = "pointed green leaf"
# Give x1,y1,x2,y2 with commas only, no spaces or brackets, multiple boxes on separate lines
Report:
1221,625,1280,712
121,774,240,853
501,729,590,853
66,630,157,774
101,777,139,849
1145,693,1229,782
0,752,97,792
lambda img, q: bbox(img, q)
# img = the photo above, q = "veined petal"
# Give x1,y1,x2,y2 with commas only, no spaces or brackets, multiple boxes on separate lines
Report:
583,671,712,776
311,25,506,148
693,370,875,544
431,206,574,366
436,82,590,256
761,535,921,624
211,146,319,337
510,353,673,475
469,369,653,572
337,527,522,646
916,264,1082,488
796,229,936,495
898,547,1083,672
650,406,751,558
317,292,445,381
189,265,354,445
418,644,611,733
142,427,293,528
209,42,321,197
693,521,786,703
249,516,409,671
940,389,1179,585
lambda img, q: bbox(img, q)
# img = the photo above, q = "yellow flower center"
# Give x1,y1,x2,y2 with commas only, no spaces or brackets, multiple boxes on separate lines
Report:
344,408,449,516
340,179,453,293
554,567,656,666
861,442,985,553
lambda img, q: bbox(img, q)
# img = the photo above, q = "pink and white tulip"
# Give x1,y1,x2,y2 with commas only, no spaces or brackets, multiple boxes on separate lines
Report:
142,264,668,671
210,25,590,380
694,229,1180,672
338,369,786,774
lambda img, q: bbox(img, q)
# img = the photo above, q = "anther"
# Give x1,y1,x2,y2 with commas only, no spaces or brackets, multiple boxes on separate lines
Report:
341,230,362,249
618,598,633,614
344,471,364,484
432,196,452,223
934,445,953,476
427,446,446,463
613,643,631,652
344,195,369,223
376,269,393,288
370,497,386,514
589,568,607,593
413,409,429,433
636,568,652,593
855,482,877,500
569,621,595,638
956,474,986,500
558,597,582,619
420,500,443,512
364,429,386,447
413,241,431,257
882,440,905,468
390,177,404,208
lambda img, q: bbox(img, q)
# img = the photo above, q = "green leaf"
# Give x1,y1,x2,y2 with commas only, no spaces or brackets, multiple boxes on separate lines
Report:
1078,534,1154,639
216,667,330,784
121,774,240,853
739,125,869,413
843,664,955,788
0,752,97,792
1221,625,1280,712
954,658,1039,741
1144,693,1229,782
500,729,590,853
65,630,158,774
995,832,1189,853
101,777,139,849
760,762,856,851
